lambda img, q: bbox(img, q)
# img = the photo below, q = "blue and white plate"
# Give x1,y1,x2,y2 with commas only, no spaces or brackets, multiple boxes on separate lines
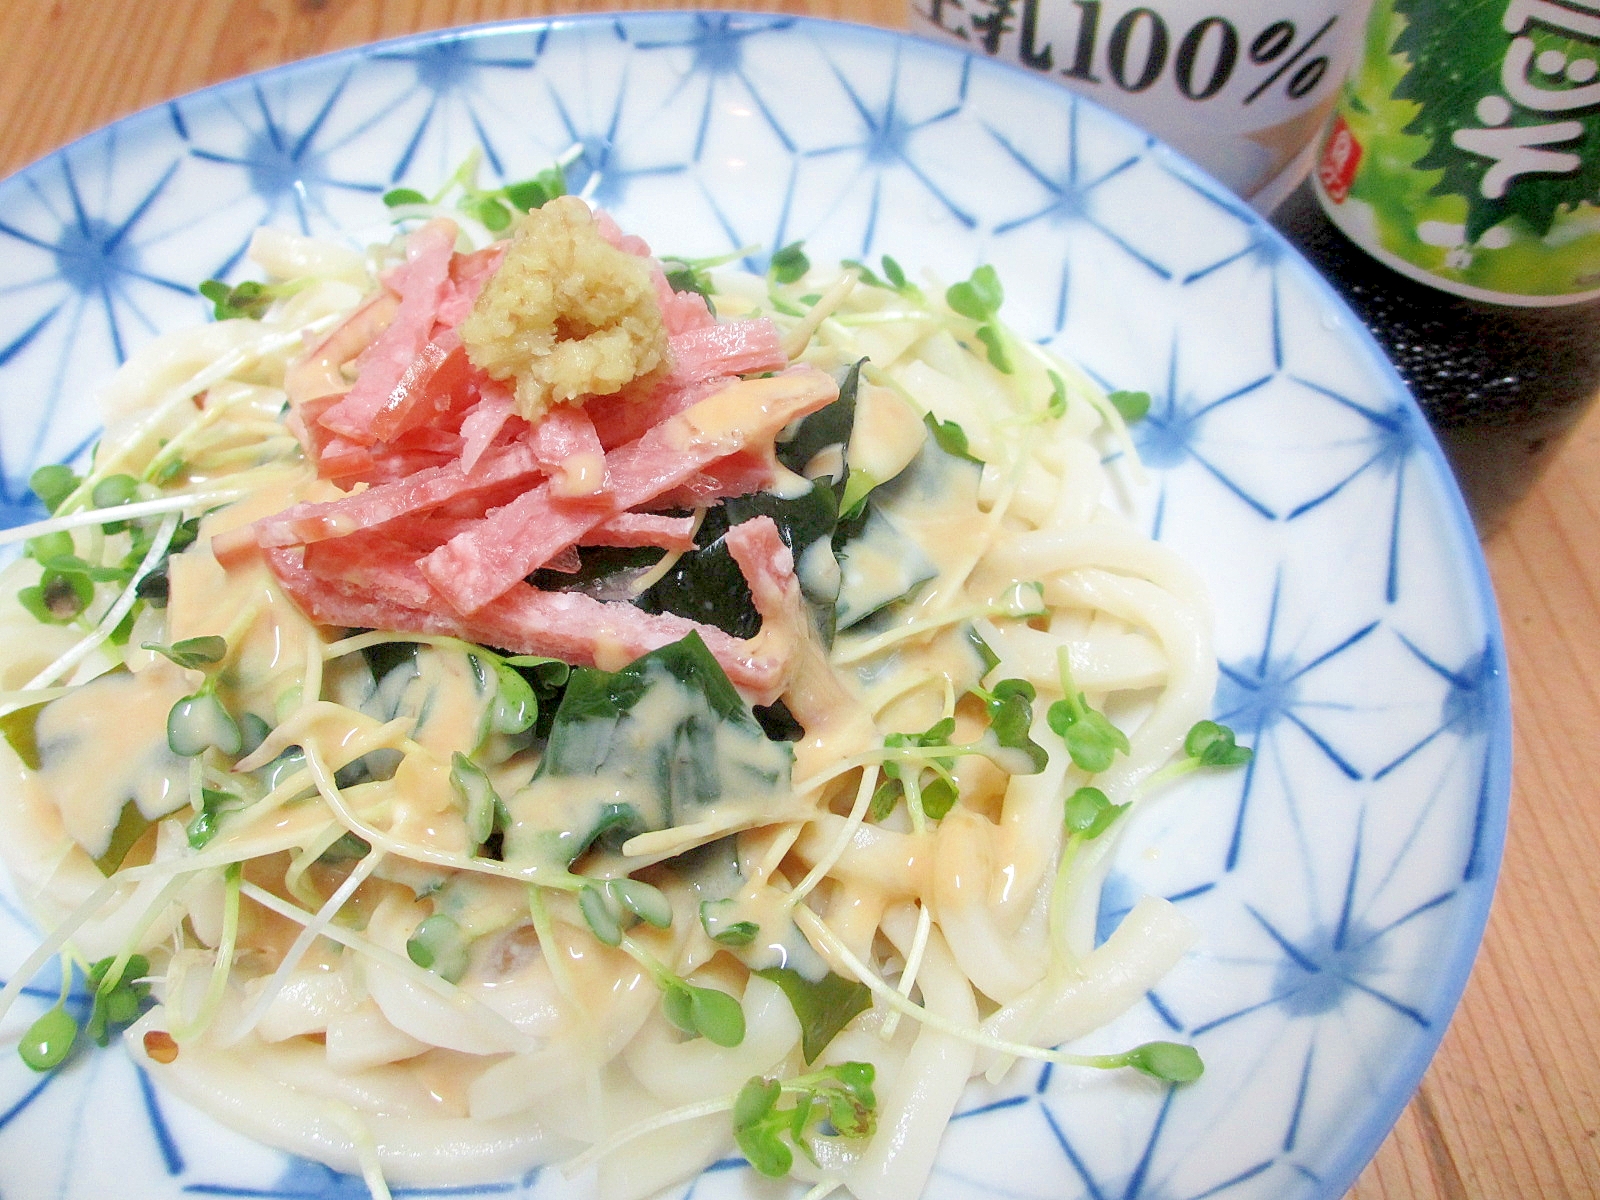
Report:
0,13,1508,1200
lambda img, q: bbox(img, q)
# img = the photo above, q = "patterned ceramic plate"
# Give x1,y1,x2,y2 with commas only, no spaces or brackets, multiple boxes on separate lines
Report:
0,13,1508,1200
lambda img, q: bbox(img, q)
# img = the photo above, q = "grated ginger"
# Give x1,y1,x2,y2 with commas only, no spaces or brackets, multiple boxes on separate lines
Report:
460,196,669,423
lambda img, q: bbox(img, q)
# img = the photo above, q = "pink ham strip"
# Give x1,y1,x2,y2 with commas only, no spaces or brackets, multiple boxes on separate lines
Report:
527,403,605,479
265,547,464,639
467,588,787,703
421,366,837,615
264,550,789,702
586,373,730,453
366,331,469,444
670,319,785,380
317,218,459,444
724,516,798,619
315,441,460,486
654,449,784,510
594,209,653,258
301,536,440,610
651,266,715,334
458,380,519,474
285,292,399,412
253,441,543,547
586,318,787,450
581,512,698,553
435,243,507,328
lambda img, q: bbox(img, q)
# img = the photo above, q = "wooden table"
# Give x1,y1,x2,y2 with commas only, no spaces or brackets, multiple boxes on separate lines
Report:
1,3,1595,1197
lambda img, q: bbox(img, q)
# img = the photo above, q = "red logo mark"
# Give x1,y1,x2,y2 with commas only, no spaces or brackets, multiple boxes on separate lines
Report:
1317,115,1363,203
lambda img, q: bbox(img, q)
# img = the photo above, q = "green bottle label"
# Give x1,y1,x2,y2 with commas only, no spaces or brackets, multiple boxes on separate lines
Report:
1314,0,1600,306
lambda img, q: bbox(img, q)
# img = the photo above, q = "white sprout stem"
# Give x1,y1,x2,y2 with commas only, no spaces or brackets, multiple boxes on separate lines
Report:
24,510,179,691
284,821,357,909
525,886,583,1015
300,626,325,706
232,847,385,1042
168,864,243,1043
560,1095,736,1177
831,309,934,327
782,269,859,360
1019,337,1144,478
788,763,879,905
789,747,904,798
879,902,932,1042
0,491,228,546
742,821,806,894
98,872,196,1004
0,819,355,1027
791,905,1113,1071
831,598,1004,666
141,380,294,479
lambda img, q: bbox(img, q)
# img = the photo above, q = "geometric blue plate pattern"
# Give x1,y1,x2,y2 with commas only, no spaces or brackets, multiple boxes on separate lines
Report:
0,14,1509,1200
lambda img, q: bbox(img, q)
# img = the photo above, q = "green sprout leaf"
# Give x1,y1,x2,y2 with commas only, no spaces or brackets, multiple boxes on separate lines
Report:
475,197,512,232
945,264,1003,322
198,279,281,321
19,1005,78,1072
166,690,243,758
450,751,502,848
1046,651,1128,775
18,571,94,624
1062,785,1129,841
731,1063,878,1177
1108,389,1151,423
607,877,672,929
1117,1040,1204,1083
923,413,983,465
29,464,80,514
1183,719,1253,768
768,241,811,285
1046,698,1128,774
700,898,759,946
85,954,151,1048
382,187,428,207
973,677,1048,774
1046,370,1068,419
975,323,1012,373
504,166,567,212
661,978,746,1047
841,253,920,299
487,661,538,735
186,786,245,850
141,634,228,671
881,255,910,292
579,882,623,947
406,913,470,984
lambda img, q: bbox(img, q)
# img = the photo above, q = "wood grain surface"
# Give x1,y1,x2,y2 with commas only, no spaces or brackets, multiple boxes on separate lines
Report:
1,3,1596,1198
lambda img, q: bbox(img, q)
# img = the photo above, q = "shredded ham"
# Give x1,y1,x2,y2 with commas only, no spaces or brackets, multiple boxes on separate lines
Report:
316,218,460,444
421,367,836,615
249,210,816,702
264,538,791,703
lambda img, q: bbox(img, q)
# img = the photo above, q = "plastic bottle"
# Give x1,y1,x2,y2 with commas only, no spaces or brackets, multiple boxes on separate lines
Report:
909,0,1374,211
1271,0,1600,531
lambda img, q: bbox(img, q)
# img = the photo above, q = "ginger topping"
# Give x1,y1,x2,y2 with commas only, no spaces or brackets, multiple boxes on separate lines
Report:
461,196,669,423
